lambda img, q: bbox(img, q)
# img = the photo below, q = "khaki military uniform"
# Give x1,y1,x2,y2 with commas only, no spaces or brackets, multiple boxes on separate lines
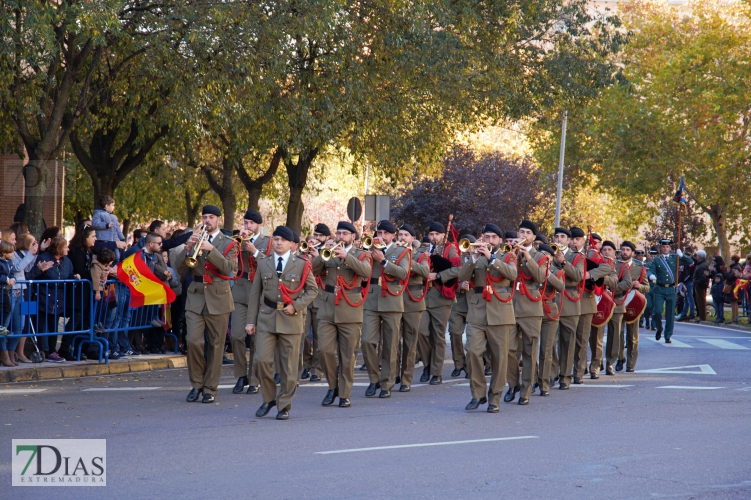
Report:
593,261,631,374
177,232,239,397
550,249,585,386
312,247,372,399
537,267,565,393
509,247,547,400
458,249,517,406
400,250,430,387
574,254,614,380
417,243,461,378
231,234,270,386
362,243,411,392
448,255,474,375
619,260,650,370
247,253,318,411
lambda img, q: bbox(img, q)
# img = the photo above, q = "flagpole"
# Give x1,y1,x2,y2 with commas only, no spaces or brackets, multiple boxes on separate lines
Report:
675,202,682,287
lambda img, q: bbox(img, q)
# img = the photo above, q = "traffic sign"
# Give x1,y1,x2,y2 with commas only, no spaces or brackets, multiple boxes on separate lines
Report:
347,197,362,222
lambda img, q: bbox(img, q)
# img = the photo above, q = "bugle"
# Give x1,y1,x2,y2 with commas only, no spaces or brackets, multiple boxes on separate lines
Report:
362,236,386,250
458,238,492,254
321,242,344,261
185,225,208,268
299,240,320,253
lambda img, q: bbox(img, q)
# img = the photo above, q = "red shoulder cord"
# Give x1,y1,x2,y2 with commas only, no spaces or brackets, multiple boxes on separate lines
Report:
279,259,313,306
406,251,430,302
245,238,273,282
335,252,374,307
562,253,585,303
542,268,566,321
381,248,412,297
204,241,242,285
433,244,461,298
482,252,517,303
518,255,549,303
612,262,631,306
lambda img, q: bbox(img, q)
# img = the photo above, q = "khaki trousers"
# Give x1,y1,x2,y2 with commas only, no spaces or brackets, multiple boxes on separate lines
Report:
466,323,512,406
419,304,452,376
186,310,229,396
574,313,594,379
299,307,321,378
557,315,580,385
318,320,361,399
230,301,259,385
448,309,467,371
400,310,423,387
537,317,560,392
509,316,542,400
605,313,624,369
256,330,302,411
589,324,604,375
624,318,640,370
362,310,402,391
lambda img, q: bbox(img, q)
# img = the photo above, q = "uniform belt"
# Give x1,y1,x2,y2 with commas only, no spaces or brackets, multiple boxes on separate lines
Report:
324,284,362,294
193,275,204,283
264,297,286,310
408,284,424,291
240,272,249,279
662,283,675,288
475,286,509,293
565,286,579,291
370,277,380,285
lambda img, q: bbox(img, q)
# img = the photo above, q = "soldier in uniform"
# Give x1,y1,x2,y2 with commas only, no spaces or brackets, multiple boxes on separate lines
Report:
447,234,476,378
505,231,518,247
535,243,565,397
643,246,658,330
598,241,632,377
231,209,270,395
397,224,430,392
179,205,239,404
311,221,372,407
459,223,517,412
648,239,694,343
362,220,411,398
300,223,331,382
550,227,584,390
246,226,318,420
417,222,461,385
617,241,650,372
506,219,547,405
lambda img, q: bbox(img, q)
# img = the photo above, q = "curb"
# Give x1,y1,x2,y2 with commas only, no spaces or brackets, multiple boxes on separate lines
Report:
692,320,751,334
0,356,187,384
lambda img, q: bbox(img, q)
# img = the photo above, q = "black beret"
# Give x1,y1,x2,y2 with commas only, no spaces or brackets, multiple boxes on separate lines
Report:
243,210,263,224
422,236,430,243
272,225,294,242
460,234,476,243
538,244,556,256
399,223,416,237
202,205,221,217
376,220,397,234
570,227,585,238
428,221,445,233
554,227,571,238
602,240,616,251
483,223,504,238
504,231,518,239
519,219,538,234
314,223,331,236
591,233,602,242
292,231,300,244
219,228,233,237
337,221,357,234
659,238,673,246
621,241,636,251
535,233,548,244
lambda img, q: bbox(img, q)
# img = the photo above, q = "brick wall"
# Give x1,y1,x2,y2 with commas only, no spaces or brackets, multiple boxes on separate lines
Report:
0,153,64,231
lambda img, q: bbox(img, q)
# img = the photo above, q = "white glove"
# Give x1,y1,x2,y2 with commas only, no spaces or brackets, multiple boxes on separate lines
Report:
649,274,657,282
676,249,683,257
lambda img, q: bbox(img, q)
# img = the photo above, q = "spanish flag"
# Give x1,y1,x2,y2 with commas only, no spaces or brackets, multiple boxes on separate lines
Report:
117,253,176,308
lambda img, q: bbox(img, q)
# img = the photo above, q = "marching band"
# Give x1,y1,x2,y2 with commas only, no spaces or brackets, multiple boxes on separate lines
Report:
182,205,687,420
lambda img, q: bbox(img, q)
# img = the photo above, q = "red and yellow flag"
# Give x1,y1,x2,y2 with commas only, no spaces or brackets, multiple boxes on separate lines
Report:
117,253,176,308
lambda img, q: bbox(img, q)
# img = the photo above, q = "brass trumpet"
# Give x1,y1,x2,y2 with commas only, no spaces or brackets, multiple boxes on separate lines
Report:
458,238,492,254
232,232,253,244
395,240,410,247
362,236,386,250
299,240,321,253
500,241,525,253
185,225,208,268
321,242,344,261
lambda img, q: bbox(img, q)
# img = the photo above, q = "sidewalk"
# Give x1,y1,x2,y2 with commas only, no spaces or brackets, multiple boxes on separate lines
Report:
0,354,188,384
693,319,751,333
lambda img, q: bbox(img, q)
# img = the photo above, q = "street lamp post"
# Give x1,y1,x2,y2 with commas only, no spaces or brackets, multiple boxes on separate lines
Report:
554,110,568,228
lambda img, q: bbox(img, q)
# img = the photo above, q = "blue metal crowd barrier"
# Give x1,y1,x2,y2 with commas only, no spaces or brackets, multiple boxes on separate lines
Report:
1,279,179,364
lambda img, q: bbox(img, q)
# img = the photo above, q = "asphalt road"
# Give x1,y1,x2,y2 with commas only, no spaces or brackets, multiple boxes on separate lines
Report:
2,321,751,499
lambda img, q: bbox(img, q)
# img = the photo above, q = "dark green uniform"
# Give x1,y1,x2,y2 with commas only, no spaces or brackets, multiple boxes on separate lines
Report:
647,253,694,340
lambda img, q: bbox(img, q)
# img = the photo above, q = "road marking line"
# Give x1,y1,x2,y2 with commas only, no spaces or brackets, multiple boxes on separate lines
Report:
0,389,47,394
315,436,538,455
570,384,633,388
697,339,749,350
736,387,751,391
645,337,693,348
82,387,162,391
637,364,716,375
656,386,725,390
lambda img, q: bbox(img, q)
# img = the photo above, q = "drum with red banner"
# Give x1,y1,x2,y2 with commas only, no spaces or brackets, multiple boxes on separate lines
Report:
623,290,647,324
592,290,615,328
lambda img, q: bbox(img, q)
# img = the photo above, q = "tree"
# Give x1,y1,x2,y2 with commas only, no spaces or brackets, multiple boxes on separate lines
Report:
530,1,751,260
